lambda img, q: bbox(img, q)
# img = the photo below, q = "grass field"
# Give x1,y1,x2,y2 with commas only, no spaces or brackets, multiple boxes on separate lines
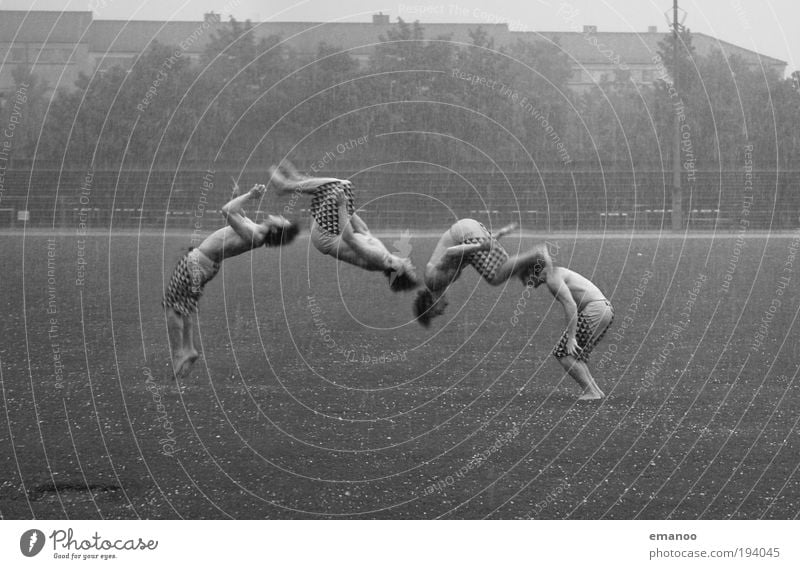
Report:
1,229,799,519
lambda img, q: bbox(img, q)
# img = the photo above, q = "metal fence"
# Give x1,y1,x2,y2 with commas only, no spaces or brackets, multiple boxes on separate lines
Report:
1,167,797,232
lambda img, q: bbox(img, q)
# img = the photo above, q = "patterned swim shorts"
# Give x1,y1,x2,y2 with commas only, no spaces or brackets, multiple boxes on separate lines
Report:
309,180,355,235
553,299,614,362
463,237,509,283
162,249,220,317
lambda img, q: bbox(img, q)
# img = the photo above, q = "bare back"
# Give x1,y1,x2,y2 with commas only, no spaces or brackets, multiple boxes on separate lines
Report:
547,267,607,311
197,225,264,263
310,221,391,271
424,219,491,290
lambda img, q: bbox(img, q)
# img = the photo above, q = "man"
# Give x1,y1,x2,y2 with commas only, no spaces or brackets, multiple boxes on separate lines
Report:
163,183,300,378
413,218,525,326
524,245,614,400
269,161,418,291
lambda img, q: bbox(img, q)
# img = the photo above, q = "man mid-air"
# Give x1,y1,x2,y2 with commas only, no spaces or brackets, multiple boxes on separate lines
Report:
269,161,419,292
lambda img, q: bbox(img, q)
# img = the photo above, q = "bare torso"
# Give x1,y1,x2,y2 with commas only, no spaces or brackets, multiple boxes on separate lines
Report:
547,267,607,311
424,219,488,291
310,222,390,271
197,225,262,263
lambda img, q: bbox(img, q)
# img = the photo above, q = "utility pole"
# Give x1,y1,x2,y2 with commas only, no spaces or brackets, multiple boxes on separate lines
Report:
672,0,683,231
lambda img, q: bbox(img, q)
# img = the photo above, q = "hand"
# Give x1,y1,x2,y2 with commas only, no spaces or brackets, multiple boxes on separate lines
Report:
566,337,580,357
333,187,346,206
249,184,266,199
478,238,492,251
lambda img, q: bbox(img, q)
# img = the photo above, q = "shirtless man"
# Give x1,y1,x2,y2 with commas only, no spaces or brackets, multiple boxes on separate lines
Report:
269,161,419,291
524,245,614,400
413,218,529,326
163,183,300,377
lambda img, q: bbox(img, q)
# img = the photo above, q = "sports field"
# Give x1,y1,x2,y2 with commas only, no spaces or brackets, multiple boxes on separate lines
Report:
1,230,799,519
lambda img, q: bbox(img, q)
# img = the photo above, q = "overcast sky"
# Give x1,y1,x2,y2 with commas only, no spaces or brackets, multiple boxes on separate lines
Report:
3,0,798,73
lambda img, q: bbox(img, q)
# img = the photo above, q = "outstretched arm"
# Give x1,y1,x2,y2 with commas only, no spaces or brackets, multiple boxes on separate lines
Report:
221,184,266,244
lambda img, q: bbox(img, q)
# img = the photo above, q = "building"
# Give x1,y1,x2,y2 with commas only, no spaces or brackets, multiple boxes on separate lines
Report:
0,10,788,102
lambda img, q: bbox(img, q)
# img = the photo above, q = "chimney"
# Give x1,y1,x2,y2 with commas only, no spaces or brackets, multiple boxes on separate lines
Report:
373,12,390,25
648,25,658,33
583,25,597,33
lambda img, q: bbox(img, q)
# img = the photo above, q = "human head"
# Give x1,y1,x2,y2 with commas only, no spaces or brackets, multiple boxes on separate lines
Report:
519,244,551,287
386,257,421,292
262,215,301,247
414,288,448,327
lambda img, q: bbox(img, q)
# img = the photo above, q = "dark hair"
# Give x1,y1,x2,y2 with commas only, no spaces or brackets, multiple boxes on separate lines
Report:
384,263,421,292
519,248,549,285
263,220,301,247
414,289,436,327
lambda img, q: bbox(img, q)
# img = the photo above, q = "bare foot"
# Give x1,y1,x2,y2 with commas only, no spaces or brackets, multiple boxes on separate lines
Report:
173,350,199,378
578,389,604,401
495,222,518,238
279,159,304,181
268,165,291,192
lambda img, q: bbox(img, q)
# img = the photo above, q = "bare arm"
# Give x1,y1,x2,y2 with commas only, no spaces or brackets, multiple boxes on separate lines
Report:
220,184,266,244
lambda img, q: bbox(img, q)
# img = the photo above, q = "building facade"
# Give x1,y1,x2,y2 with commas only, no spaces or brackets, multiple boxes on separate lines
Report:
0,10,788,103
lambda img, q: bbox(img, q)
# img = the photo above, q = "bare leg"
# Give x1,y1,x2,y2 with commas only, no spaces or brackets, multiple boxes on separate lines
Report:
176,314,199,378
336,191,401,271
166,308,183,360
268,165,341,194
278,160,305,181
167,308,194,377
338,195,383,264
350,213,370,235
557,355,604,400
491,248,542,284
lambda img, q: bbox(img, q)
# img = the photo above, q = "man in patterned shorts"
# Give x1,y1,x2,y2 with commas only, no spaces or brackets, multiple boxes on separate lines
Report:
523,245,614,400
163,183,300,378
268,161,419,291
413,218,528,326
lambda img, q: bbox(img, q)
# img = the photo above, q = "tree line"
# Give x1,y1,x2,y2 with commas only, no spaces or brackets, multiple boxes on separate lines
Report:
2,17,798,172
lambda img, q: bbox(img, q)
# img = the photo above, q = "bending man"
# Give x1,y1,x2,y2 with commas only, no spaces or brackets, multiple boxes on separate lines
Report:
523,245,613,400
